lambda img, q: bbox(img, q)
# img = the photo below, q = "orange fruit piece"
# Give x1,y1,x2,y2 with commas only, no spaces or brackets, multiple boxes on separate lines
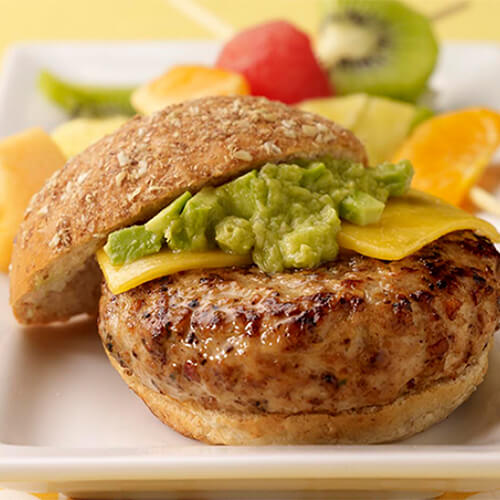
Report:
132,65,250,115
0,128,66,272
393,108,500,205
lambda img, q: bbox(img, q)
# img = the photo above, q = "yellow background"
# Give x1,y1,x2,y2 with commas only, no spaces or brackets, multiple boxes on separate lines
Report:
0,0,499,67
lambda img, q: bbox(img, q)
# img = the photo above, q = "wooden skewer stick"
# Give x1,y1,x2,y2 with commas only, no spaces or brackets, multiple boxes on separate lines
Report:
167,0,470,40
167,0,500,219
469,187,500,217
431,0,470,22
165,0,235,39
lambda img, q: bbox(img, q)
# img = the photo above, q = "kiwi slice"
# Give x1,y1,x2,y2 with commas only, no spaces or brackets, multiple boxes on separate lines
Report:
38,70,135,117
316,0,438,102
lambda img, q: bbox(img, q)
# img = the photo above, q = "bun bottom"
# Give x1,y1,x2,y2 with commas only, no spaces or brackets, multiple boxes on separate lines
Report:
107,348,489,445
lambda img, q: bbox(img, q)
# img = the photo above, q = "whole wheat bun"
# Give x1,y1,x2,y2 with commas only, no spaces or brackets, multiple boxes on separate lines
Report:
107,345,489,445
10,96,366,324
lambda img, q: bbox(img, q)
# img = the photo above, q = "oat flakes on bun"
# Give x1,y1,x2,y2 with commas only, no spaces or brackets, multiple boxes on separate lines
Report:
10,96,500,444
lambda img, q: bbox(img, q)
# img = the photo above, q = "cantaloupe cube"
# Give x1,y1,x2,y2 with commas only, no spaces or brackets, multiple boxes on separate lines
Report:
0,127,66,272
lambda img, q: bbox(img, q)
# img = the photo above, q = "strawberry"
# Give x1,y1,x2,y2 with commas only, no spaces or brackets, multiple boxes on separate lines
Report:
216,20,333,105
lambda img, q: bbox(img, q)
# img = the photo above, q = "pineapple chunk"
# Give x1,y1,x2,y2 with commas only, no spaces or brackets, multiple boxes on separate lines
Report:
0,128,66,272
52,115,128,158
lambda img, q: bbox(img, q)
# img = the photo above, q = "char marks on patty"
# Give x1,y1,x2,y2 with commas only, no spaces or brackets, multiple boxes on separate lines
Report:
98,231,500,415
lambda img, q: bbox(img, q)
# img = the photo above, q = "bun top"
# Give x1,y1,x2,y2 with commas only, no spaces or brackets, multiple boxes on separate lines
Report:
10,95,367,324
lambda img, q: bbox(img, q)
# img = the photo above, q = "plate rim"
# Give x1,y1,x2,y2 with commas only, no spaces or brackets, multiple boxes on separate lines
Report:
0,40,500,484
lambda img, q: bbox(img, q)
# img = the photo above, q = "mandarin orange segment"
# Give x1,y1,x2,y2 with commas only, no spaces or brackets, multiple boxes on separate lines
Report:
393,108,500,205
132,65,250,114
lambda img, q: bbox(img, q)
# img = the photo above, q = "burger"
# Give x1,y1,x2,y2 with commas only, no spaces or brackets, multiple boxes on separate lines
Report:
10,96,500,444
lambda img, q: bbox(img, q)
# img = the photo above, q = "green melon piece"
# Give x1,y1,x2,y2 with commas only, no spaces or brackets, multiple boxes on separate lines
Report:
353,95,420,164
39,70,135,117
299,93,433,164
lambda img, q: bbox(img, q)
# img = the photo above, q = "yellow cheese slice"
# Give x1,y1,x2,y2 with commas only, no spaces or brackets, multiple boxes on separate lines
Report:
97,190,500,294
339,189,500,260
96,248,252,295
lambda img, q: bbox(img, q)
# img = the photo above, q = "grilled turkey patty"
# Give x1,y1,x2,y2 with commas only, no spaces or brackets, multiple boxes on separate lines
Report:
98,231,500,415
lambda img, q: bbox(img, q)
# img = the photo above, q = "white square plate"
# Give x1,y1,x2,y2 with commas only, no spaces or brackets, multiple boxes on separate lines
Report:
0,41,500,499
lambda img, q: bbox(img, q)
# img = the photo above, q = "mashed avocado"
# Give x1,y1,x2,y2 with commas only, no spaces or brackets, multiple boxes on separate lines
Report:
104,157,413,272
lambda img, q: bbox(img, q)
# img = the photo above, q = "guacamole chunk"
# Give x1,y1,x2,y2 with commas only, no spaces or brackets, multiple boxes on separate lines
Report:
104,157,413,272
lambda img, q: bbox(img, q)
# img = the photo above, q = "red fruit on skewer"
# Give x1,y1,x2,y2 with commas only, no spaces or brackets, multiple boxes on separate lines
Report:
216,20,333,105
